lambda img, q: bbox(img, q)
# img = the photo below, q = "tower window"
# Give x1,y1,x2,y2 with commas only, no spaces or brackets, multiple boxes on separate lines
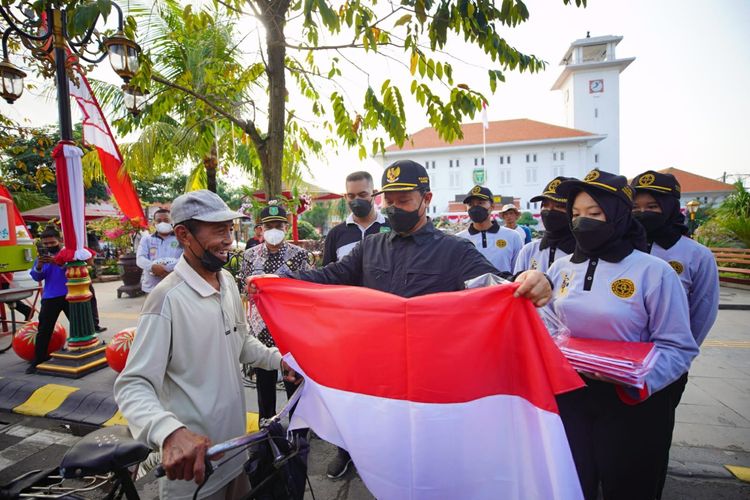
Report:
595,154,600,163
526,154,530,163
507,156,511,164
553,152,557,161
500,156,504,165
594,108,599,118
533,154,537,162
449,159,453,168
560,152,565,161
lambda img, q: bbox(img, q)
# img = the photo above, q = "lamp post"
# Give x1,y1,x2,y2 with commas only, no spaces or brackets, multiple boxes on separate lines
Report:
1,2,140,377
686,200,701,237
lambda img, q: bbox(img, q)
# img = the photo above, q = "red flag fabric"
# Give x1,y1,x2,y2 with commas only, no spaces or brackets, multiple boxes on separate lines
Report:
254,278,584,499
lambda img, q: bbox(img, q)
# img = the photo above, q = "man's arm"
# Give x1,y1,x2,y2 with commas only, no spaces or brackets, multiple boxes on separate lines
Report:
294,238,364,286
135,235,153,272
322,226,338,265
29,258,46,281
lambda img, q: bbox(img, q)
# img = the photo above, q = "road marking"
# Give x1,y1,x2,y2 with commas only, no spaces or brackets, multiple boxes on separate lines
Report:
725,465,750,483
702,340,750,349
0,428,78,472
14,384,79,417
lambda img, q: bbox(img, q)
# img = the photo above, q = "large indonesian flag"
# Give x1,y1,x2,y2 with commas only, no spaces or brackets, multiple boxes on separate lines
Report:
254,278,585,500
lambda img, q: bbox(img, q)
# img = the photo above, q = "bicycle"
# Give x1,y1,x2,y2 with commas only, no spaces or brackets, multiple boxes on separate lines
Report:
0,382,311,500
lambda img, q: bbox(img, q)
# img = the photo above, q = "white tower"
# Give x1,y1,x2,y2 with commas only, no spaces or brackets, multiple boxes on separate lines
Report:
551,34,634,174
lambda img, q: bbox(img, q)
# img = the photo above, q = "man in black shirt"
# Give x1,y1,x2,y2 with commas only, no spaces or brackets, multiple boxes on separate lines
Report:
323,171,389,266
249,160,552,475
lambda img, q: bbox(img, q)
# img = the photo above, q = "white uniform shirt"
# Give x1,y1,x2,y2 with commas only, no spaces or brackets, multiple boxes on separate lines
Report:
456,221,523,273
114,257,282,499
514,239,571,274
136,233,183,293
649,236,720,345
547,250,699,396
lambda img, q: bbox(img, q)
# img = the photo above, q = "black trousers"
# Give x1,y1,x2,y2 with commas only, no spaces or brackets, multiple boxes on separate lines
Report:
656,372,689,499
255,368,297,419
89,284,100,328
34,296,69,365
556,378,680,500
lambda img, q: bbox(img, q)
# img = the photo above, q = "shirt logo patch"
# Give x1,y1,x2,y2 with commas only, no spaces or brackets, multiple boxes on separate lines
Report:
379,226,392,233
559,272,571,297
669,260,684,274
386,166,400,183
530,258,538,270
495,239,507,248
611,278,636,299
170,241,178,248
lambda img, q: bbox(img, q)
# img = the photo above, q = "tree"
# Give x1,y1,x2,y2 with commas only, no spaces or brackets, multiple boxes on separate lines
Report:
129,0,586,199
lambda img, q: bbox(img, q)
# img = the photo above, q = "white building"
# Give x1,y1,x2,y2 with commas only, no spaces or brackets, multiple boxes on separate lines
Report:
378,34,634,217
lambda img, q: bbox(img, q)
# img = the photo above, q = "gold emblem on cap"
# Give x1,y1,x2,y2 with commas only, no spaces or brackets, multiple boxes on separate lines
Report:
546,179,562,194
622,185,634,201
611,278,636,299
584,170,600,182
669,261,684,275
472,185,482,195
386,166,400,183
637,174,656,187
495,239,507,249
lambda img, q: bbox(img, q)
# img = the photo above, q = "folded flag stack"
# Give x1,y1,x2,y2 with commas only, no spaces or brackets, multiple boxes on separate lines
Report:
557,337,659,388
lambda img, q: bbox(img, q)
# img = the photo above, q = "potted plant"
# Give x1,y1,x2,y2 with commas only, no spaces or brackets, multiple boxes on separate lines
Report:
90,216,146,297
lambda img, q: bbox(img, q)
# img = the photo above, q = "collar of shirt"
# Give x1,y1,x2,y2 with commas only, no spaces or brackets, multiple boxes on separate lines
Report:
174,256,226,297
467,220,500,235
151,232,174,240
345,211,386,230
388,219,437,246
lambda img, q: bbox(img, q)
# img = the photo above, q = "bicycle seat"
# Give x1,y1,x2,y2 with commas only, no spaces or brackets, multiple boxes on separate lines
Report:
60,426,151,478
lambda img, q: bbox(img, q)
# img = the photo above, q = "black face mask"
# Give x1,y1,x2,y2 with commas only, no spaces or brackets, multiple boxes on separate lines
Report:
47,245,61,255
570,217,616,253
468,205,490,223
633,210,669,234
349,198,372,218
541,209,568,232
188,231,227,273
385,195,424,234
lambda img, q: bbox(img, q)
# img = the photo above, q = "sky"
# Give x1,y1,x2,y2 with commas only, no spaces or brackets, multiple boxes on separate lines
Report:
2,0,748,194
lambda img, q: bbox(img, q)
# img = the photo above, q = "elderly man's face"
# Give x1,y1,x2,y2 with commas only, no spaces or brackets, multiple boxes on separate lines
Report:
502,210,519,225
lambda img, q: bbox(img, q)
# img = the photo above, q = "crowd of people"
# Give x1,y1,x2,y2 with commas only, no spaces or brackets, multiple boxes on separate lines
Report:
110,160,719,500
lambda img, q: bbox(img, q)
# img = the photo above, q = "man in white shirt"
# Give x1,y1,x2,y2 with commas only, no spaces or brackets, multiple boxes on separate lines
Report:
136,209,183,293
115,190,295,500
499,204,531,244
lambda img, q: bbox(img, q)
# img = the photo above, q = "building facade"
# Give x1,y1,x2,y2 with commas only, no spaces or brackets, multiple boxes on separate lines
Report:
378,34,634,217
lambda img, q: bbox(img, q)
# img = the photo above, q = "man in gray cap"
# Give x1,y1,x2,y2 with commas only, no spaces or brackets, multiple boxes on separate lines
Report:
115,190,295,499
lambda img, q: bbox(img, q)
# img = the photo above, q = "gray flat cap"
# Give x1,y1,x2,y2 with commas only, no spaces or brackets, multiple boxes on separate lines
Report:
171,190,245,224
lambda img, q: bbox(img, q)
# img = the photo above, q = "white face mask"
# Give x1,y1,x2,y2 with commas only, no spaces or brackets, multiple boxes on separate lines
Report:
264,228,286,246
155,222,173,234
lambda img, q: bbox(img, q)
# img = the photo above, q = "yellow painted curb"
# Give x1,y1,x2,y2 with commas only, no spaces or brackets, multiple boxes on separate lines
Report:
103,411,128,427
246,412,259,434
725,465,750,483
14,384,79,417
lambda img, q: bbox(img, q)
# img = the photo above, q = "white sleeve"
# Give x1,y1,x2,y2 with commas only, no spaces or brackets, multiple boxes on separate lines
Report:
135,236,153,272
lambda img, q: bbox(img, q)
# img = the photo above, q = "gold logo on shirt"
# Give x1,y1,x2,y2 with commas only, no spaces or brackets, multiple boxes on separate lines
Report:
584,170,600,182
545,179,561,194
669,260,684,274
496,239,507,248
637,174,655,187
611,278,636,299
386,166,400,183
530,258,538,270
559,272,571,297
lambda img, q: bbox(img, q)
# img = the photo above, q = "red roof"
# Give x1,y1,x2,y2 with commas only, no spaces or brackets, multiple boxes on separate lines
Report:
658,167,735,194
386,119,595,152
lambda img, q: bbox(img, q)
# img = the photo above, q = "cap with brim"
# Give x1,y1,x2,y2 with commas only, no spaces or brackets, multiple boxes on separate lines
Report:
530,176,570,203
463,185,493,204
378,160,430,193
632,170,681,199
171,189,246,225
260,204,288,223
499,204,519,214
558,169,634,206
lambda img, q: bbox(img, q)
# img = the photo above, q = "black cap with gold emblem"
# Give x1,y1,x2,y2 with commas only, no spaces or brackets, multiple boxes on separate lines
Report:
558,168,634,205
632,170,681,199
530,176,571,203
379,160,430,193
462,185,494,204
259,203,288,223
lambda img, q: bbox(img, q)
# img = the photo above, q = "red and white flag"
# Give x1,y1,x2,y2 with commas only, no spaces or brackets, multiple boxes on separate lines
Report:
68,69,146,225
254,278,584,500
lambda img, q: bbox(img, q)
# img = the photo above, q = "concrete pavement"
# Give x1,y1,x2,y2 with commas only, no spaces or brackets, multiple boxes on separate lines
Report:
0,280,749,498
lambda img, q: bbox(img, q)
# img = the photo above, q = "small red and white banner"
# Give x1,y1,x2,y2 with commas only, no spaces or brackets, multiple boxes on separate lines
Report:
52,142,94,264
254,278,584,500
